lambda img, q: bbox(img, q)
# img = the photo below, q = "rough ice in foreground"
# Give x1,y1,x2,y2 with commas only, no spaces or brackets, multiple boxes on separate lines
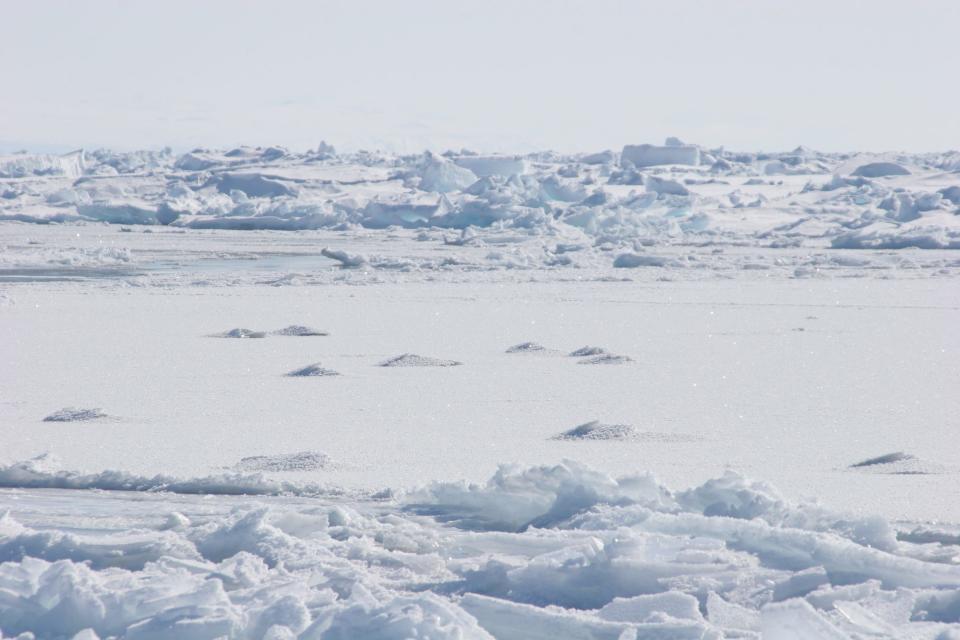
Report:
3,459,960,638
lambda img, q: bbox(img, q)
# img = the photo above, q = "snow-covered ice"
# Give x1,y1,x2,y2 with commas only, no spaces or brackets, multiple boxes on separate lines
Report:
1,139,959,638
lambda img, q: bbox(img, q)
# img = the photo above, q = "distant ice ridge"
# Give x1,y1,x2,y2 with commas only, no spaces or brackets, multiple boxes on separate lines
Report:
3,141,958,254
2,459,960,638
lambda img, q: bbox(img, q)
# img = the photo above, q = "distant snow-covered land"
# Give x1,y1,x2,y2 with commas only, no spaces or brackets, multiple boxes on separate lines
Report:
1,139,959,638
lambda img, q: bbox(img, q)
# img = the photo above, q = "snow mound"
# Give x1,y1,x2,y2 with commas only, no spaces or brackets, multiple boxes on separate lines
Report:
569,346,609,357
42,407,108,422
379,353,462,367
215,328,267,338
849,452,944,475
851,162,911,177
552,421,636,441
233,451,330,472
577,354,633,365
272,325,328,336
285,363,340,377
553,421,700,443
505,342,548,354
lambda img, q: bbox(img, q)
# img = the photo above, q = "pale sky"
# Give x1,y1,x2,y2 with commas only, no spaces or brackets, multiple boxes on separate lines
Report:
2,0,958,154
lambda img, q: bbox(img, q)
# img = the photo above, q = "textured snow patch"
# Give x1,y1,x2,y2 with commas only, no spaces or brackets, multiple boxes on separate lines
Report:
233,451,330,472
552,421,636,441
42,407,108,422
272,325,328,336
553,421,700,443
379,353,462,367
285,363,340,377
214,328,267,338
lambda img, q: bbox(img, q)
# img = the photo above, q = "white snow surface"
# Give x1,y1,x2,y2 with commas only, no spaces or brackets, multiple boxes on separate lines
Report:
1,141,959,638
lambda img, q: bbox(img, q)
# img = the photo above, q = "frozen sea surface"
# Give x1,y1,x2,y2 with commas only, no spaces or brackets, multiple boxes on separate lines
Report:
1,142,959,637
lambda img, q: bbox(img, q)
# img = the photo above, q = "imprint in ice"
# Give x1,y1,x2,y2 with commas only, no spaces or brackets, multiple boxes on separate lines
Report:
379,353,462,367
42,407,108,422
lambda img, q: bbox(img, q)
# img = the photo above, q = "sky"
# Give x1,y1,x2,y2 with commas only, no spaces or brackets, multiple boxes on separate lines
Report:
1,0,958,154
